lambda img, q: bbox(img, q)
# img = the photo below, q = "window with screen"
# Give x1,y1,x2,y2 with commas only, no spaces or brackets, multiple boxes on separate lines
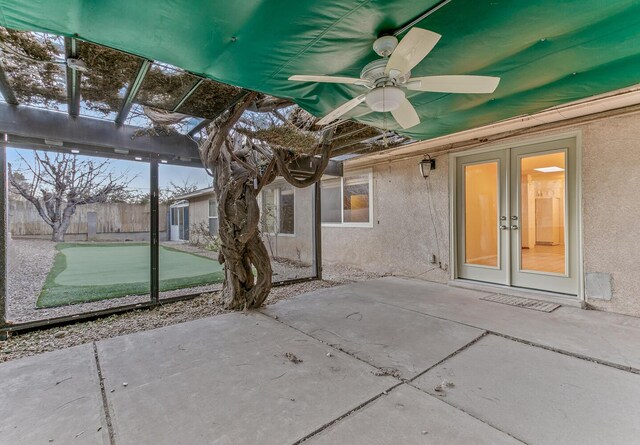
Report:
321,171,372,226
261,184,294,235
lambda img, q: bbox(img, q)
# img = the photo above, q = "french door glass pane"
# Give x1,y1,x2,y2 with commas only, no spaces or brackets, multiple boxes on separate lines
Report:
464,162,498,267
519,152,566,274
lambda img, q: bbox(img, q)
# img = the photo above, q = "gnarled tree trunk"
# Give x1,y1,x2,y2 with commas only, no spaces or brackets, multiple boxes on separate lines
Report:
199,93,335,310
214,152,272,310
200,93,274,309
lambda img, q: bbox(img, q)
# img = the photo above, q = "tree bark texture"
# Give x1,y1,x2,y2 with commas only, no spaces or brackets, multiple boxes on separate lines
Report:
200,93,273,310
199,94,336,310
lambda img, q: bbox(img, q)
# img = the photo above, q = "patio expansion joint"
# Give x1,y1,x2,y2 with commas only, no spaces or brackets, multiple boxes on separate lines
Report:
406,331,489,384
485,331,640,376
405,379,530,445
398,330,530,444
258,311,497,444
256,311,407,443
257,311,401,379
291,381,406,444
92,342,116,445
366,297,640,376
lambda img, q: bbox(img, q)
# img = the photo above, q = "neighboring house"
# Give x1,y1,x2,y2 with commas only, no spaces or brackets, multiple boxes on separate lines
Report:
168,187,218,243
170,181,315,265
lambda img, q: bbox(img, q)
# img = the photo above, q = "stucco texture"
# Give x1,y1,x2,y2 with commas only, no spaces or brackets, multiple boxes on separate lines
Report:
322,156,450,284
322,110,640,317
580,113,640,316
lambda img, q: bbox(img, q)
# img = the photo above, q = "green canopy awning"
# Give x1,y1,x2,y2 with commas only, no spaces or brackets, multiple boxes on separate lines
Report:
2,0,640,140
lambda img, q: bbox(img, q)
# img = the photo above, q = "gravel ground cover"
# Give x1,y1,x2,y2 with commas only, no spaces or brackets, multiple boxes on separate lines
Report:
1,264,383,363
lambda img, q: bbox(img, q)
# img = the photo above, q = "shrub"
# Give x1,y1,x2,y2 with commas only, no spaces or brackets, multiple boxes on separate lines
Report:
189,222,220,251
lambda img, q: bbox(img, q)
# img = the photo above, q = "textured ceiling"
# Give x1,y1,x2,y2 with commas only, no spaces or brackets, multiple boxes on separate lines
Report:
2,0,640,140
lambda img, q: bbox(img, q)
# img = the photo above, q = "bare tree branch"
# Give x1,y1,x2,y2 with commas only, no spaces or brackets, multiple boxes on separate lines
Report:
8,151,133,241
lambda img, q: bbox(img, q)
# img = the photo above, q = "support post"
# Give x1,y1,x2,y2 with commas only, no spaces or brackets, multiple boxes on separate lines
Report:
0,137,8,335
150,161,160,304
64,37,81,117
312,181,322,280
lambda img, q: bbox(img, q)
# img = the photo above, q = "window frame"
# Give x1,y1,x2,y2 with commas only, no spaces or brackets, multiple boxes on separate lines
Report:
208,197,219,236
260,182,296,237
321,169,374,228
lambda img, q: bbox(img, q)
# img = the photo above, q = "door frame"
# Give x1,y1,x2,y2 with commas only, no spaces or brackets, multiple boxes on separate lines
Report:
448,130,585,302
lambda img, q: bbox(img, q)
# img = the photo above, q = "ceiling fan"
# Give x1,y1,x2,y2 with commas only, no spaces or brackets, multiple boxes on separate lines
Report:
289,28,500,129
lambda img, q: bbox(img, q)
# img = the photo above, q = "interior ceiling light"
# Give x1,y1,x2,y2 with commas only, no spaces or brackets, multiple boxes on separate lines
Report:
289,27,500,129
70,149,80,154
66,57,87,72
534,166,564,173
135,157,143,161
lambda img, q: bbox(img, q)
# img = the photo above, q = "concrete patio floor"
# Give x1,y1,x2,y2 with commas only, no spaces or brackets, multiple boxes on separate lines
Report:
2,276,640,445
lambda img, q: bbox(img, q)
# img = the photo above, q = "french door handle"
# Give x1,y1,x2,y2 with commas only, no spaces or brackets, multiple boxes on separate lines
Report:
510,225,519,230
500,225,509,230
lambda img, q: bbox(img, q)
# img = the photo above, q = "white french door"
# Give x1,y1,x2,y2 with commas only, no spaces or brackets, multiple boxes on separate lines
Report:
456,138,578,295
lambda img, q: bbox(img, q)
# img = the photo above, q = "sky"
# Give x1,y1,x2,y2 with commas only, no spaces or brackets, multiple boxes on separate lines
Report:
6,147,212,193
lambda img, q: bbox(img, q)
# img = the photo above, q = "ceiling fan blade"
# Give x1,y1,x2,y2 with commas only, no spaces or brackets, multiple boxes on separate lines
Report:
391,98,420,129
289,75,364,85
385,28,441,76
317,94,367,126
407,75,501,93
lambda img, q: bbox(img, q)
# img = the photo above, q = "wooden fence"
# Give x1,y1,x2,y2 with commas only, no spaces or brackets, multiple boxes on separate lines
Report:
9,198,167,236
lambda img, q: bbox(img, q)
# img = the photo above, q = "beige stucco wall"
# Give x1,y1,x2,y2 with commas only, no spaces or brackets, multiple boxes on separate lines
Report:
322,110,640,317
322,155,450,284
580,113,640,316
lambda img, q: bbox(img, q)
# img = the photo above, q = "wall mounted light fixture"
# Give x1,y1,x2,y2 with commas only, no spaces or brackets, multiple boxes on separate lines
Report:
419,155,436,179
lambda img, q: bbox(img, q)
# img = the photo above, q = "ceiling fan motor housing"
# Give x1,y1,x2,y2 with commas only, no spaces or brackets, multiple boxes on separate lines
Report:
361,59,410,86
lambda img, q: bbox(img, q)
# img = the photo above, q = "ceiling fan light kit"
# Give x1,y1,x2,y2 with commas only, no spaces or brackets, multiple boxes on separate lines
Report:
289,27,501,130
365,86,404,112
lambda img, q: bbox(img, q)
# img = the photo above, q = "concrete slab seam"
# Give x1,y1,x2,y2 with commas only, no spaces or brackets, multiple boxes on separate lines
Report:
485,331,640,375
364,297,640,375
254,312,405,444
93,342,116,445
256,311,402,379
405,380,529,445
406,331,489,384
292,381,405,444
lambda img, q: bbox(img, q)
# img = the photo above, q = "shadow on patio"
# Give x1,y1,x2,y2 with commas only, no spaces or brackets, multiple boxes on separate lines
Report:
2,277,640,444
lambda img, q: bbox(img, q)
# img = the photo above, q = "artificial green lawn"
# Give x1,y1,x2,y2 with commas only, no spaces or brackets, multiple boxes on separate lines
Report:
37,243,224,308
